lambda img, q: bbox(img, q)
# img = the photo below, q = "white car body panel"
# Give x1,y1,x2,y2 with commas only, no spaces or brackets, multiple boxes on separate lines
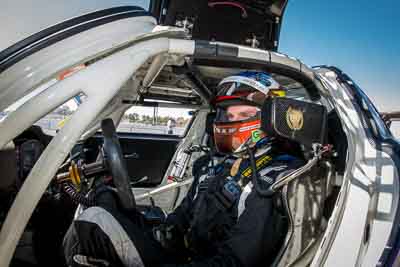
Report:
0,0,149,52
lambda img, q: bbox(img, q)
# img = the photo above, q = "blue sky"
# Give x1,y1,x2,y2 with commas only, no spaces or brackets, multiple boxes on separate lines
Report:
279,0,399,112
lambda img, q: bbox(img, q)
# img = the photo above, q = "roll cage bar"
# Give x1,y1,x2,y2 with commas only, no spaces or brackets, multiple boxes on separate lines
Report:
0,32,323,266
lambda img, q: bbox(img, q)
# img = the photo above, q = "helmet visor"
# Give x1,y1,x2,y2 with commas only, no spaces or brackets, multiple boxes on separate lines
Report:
215,104,261,123
213,118,261,153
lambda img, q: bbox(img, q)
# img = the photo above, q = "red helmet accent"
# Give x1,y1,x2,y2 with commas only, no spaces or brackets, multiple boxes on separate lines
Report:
213,119,261,153
213,95,241,104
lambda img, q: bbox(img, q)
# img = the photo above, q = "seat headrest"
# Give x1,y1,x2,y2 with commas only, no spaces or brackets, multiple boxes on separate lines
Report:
261,98,327,148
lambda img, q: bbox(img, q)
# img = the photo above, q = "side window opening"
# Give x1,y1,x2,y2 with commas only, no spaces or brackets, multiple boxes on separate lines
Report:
118,105,194,137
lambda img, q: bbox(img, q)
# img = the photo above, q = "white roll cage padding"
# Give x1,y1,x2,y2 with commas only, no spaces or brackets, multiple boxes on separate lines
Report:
0,37,195,266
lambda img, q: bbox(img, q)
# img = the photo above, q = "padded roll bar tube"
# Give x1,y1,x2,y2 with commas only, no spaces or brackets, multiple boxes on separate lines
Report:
0,37,195,266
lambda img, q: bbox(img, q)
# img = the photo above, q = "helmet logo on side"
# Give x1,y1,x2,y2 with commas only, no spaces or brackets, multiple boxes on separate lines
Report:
286,106,304,130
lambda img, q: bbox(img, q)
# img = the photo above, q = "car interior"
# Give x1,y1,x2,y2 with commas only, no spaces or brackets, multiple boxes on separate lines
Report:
0,57,349,266
0,3,349,265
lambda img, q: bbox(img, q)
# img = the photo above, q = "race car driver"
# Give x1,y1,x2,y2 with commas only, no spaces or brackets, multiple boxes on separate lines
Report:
63,71,305,267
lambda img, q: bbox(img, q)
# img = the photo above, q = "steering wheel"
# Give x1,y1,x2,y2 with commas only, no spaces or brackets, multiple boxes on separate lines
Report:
101,119,136,211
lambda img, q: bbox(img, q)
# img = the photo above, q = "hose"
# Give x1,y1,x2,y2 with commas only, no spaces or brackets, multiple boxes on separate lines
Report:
63,183,95,207
208,1,248,18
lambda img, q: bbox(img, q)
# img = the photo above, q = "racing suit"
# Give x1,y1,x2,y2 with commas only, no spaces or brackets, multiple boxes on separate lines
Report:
63,138,304,267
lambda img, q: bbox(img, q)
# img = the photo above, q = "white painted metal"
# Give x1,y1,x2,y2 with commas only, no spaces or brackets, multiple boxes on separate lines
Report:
0,0,149,52
169,39,195,55
0,37,196,267
0,16,157,112
135,178,194,201
310,70,399,267
237,45,270,61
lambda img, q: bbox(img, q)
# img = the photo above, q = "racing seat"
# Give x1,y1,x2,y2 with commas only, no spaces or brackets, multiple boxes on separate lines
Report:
260,97,332,266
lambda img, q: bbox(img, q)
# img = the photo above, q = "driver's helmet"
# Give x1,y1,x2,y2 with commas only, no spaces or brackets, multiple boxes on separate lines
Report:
213,71,286,153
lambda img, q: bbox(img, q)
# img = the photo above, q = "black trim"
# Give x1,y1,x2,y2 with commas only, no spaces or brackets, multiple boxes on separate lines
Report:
0,6,152,74
122,100,159,108
194,41,217,57
94,132,182,142
217,45,239,58
142,93,201,105
194,40,239,59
